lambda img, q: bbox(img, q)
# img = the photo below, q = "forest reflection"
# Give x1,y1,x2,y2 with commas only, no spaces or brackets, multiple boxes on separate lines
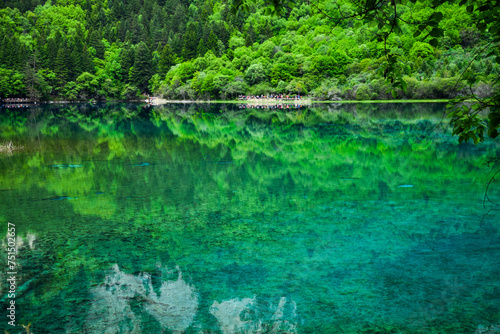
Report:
0,102,497,223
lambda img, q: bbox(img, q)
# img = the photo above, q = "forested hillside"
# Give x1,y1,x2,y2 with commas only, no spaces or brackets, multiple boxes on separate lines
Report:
0,0,498,100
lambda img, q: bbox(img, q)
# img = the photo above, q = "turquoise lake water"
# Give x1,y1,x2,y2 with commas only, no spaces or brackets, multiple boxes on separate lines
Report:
0,103,499,333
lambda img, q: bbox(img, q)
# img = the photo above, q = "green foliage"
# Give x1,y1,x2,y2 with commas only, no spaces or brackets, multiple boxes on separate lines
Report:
356,84,373,101
409,42,434,60
259,40,276,58
225,80,248,98
121,84,140,99
310,55,340,77
76,72,98,98
0,68,25,96
245,63,267,85
229,36,245,50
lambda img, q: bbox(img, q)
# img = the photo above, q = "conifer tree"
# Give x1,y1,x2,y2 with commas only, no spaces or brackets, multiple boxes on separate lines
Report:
216,40,225,57
171,33,183,56
117,21,127,42
1,36,12,68
35,35,46,70
129,41,152,92
112,1,125,20
98,6,107,27
245,23,255,47
150,12,163,46
182,22,198,60
207,30,218,54
197,39,207,57
216,22,230,47
196,15,205,40
202,23,210,45
156,42,163,55
70,47,82,80
260,21,272,41
89,29,104,59
71,26,85,77
121,45,135,83
200,8,209,24
127,0,141,17
172,4,186,34
81,44,93,73
128,17,141,44
10,36,26,71
23,53,41,100
0,31,6,67
159,44,176,76
45,37,58,69
54,46,69,88
84,0,92,29
220,3,229,22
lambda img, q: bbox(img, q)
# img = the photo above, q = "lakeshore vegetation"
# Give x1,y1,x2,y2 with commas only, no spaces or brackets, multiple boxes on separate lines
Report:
0,0,498,101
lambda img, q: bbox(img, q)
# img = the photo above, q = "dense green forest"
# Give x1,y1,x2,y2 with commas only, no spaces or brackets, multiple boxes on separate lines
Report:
0,0,498,101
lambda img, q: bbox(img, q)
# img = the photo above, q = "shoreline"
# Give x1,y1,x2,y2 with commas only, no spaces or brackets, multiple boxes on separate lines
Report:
1,98,452,106
149,98,451,104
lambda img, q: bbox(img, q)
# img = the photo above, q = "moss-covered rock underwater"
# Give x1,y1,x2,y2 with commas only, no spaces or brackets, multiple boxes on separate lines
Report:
0,103,499,333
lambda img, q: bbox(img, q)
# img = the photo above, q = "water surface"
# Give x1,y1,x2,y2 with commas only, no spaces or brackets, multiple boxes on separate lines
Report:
0,103,499,333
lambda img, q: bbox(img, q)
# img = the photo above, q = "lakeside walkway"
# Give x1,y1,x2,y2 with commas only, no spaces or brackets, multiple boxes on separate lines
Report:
148,96,312,106
1,98,38,104
238,94,311,104
240,98,311,105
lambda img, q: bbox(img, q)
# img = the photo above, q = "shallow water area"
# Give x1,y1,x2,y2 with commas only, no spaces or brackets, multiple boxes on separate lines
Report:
0,102,499,333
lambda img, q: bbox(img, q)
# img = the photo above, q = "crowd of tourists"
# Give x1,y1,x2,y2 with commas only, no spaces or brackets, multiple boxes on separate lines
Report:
1,98,37,108
2,97,35,102
238,104,306,109
238,94,305,100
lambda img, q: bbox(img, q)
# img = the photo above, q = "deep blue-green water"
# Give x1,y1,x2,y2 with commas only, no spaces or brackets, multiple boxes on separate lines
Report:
0,103,499,333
